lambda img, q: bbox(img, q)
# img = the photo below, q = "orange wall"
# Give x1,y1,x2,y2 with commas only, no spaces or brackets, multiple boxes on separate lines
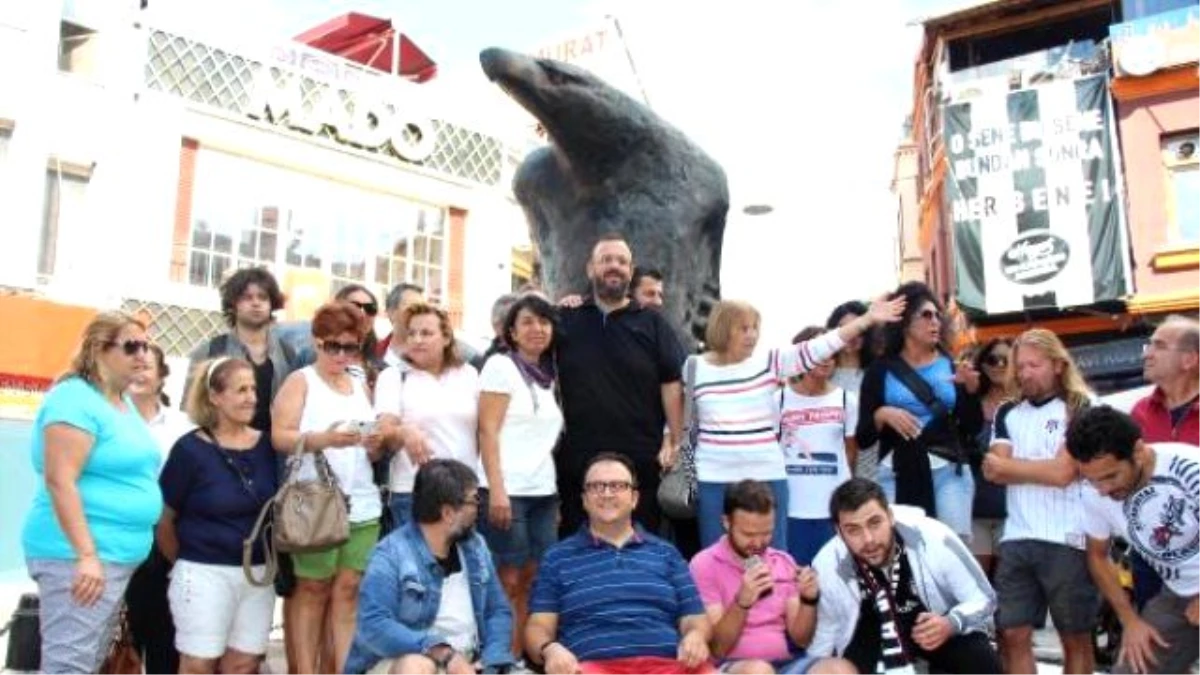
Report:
1116,86,1200,297
0,295,98,381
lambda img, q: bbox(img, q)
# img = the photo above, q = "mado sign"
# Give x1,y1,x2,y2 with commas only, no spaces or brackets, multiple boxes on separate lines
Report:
246,68,436,163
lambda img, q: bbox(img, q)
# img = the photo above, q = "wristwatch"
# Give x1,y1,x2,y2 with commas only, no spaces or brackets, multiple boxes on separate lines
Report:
801,593,821,607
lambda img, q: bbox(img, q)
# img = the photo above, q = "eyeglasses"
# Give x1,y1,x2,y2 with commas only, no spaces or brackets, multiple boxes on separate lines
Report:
584,480,635,496
106,339,150,356
350,301,378,317
918,309,942,322
984,354,1008,368
460,495,480,508
1143,340,1187,355
320,340,362,356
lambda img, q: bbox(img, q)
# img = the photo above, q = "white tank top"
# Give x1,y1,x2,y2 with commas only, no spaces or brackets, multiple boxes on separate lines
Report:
296,367,381,524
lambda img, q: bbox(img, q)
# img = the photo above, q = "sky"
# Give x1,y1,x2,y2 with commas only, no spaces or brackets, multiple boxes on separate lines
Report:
151,0,974,343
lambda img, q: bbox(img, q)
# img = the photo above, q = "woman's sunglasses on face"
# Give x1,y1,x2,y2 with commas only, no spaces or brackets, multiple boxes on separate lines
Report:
984,354,1008,368
106,339,150,356
918,308,942,322
350,301,378,317
320,340,362,356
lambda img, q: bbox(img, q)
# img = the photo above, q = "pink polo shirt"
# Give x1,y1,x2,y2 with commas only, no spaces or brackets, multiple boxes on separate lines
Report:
688,536,799,661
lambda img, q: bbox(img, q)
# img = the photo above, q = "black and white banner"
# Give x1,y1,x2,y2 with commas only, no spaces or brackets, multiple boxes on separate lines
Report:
943,74,1130,315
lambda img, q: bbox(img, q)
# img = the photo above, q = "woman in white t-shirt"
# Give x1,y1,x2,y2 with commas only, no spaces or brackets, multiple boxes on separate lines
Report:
477,294,564,654
374,303,479,527
779,326,859,566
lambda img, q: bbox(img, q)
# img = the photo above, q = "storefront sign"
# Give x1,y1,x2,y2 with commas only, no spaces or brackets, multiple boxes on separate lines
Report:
943,74,1129,315
1111,5,1200,77
247,69,436,163
532,15,647,104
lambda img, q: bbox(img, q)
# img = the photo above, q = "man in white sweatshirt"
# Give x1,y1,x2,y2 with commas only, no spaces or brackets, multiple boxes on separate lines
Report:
809,478,1001,674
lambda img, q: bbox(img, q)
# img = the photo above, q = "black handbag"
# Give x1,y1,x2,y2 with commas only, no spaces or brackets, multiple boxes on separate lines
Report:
3,593,40,672
885,358,970,470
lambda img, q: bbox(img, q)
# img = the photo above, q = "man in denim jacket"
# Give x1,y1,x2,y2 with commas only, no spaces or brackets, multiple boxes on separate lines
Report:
345,459,515,674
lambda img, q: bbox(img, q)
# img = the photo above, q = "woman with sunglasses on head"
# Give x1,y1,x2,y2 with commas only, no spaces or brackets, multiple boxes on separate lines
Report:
156,358,279,674
124,343,194,675
856,282,984,541
969,338,1014,577
333,284,386,390
21,313,164,673
271,301,385,674
375,302,480,529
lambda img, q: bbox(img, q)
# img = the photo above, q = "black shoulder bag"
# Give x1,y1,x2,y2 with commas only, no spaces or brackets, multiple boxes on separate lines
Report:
885,358,966,474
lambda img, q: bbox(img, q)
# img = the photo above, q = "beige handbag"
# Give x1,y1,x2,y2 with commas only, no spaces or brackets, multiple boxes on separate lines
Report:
244,436,350,587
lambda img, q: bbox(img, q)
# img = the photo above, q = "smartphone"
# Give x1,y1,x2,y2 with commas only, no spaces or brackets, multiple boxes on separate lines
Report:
743,555,774,598
349,420,378,435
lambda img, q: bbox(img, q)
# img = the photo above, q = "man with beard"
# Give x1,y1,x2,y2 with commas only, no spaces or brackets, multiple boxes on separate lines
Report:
344,459,515,674
526,453,713,674
809,479,1001,674
554,233,687,534
1069,407,1199,675
631,267,666,310
980,329,1098,674
689,480,856,674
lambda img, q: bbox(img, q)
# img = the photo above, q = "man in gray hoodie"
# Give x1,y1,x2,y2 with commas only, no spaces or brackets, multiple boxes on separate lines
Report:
809,479,1001,674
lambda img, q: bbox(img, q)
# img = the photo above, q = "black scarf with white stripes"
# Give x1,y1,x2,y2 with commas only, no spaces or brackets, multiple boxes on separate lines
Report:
850,538,921,674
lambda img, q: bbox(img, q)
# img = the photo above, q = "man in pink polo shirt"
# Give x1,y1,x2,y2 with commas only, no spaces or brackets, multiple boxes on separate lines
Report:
689,480,856,674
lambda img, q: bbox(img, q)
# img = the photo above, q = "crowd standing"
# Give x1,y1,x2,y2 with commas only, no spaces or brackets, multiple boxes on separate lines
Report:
17,234,1200,675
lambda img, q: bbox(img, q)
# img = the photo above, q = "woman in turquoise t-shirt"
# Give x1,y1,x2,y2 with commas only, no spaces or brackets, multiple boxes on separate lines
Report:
21,312,164,674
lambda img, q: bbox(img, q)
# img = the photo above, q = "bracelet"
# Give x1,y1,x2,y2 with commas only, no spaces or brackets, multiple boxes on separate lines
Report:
539,641,561,659
736,600,753,610
801,593,820,607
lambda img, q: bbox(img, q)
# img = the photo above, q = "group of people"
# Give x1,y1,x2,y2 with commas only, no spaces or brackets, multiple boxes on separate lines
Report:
18,230,1200,675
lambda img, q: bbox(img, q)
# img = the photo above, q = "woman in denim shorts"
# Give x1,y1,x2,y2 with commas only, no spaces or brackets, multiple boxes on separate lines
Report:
477,295,564,655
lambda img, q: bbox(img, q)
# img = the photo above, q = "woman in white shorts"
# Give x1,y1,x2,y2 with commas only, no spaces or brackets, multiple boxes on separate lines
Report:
157,358,279,673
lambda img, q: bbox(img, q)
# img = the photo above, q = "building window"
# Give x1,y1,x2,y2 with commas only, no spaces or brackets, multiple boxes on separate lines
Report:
187,150,448,300
1122,0,1196,21
1163,131,1199,245
41,164,90,280
58,20,99,79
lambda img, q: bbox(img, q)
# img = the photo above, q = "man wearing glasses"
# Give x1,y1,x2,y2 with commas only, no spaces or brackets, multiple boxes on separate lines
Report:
525,453,714,674
345,459,516,674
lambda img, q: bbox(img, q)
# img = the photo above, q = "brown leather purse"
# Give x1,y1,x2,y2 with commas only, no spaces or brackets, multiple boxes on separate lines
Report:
98,605,141,674
244,436,350,587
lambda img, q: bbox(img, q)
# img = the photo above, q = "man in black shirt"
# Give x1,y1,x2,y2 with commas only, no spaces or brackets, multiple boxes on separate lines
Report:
556,233,686,535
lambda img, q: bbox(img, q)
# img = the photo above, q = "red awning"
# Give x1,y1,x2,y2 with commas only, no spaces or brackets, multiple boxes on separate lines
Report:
294,12,438,83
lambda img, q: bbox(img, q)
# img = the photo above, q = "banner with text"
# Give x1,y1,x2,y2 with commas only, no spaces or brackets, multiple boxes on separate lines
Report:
943,74,1129,315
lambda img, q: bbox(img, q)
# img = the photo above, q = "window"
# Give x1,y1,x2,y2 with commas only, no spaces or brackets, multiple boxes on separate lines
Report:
58,20,99,79
41,164,90,280
186,150,448,301
1122,0,1196,21
947,7,1112,72
1163,131,1199,244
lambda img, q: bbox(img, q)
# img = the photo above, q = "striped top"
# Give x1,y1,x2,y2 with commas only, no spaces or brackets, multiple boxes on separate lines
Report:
992,396,1086,548
529,527,705,661
693,332,846,482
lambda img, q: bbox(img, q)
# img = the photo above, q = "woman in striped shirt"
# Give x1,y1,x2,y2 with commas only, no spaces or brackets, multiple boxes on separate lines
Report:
690,296,905,549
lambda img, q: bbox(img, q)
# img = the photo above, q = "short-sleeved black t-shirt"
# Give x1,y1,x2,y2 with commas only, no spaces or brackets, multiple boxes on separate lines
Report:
557,300,686,458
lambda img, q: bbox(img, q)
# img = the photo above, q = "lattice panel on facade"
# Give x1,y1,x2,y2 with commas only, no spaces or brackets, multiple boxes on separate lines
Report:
144,30,505,187
121,299,225,357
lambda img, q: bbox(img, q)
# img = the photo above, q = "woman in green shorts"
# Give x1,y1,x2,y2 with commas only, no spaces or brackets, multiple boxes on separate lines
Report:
272,302,385,674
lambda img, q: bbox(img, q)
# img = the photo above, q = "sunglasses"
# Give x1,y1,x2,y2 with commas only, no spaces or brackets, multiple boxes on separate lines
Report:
918,309,942,322
320,340,362,356
984,354,1008,368
106,339,150,356
350,301,378,317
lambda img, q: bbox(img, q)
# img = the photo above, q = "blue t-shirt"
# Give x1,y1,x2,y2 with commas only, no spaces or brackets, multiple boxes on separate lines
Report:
22,378,164,565
529,527,705,662
883,355,957,427
159,429,278,566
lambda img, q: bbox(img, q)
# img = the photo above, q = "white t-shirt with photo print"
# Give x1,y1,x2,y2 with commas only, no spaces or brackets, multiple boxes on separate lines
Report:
1083,443,1199,596
781,386,858,520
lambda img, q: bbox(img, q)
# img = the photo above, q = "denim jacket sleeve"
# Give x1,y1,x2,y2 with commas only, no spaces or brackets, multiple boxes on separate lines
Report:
356,539,447,659
476,543,515,668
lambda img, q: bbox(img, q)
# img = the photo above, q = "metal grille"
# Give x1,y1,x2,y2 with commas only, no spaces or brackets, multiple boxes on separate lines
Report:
144,30,504,186
121,299,225,357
